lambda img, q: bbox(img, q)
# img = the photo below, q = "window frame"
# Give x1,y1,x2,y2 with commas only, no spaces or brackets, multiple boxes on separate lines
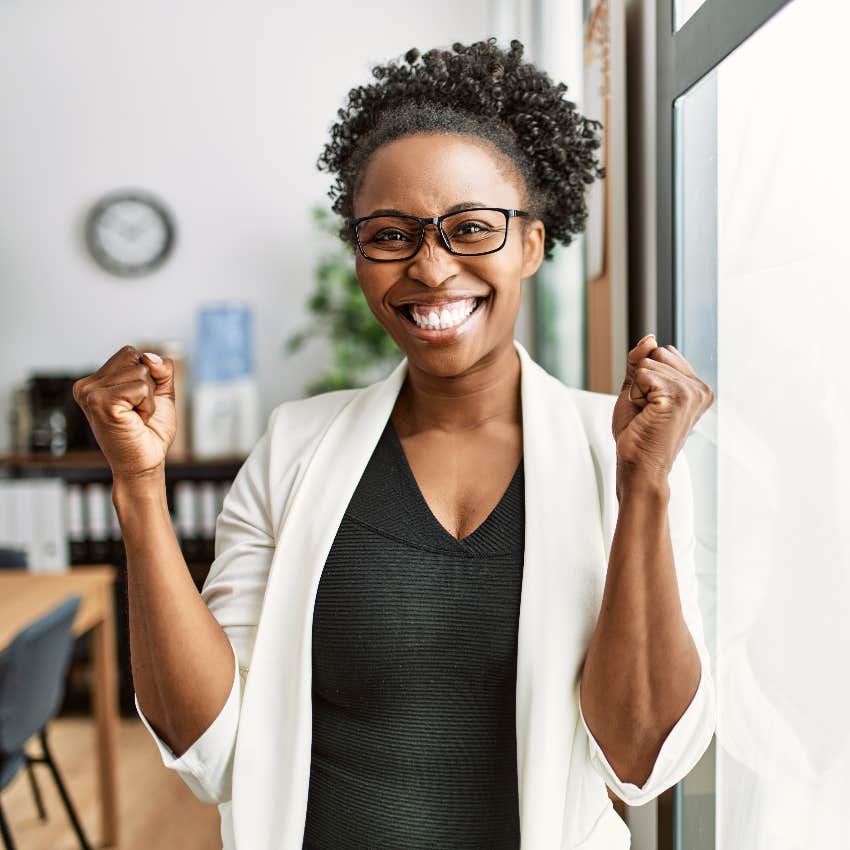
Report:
654,1,794,847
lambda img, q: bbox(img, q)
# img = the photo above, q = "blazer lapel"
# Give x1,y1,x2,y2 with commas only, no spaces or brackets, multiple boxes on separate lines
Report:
232,352,409,848
513,340,609,846
232,339,608,850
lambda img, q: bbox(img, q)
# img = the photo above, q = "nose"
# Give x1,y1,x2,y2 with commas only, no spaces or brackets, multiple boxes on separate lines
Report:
406,223,460,287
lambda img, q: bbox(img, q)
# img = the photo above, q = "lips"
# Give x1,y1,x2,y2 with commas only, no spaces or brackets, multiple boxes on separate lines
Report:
395,294,489,339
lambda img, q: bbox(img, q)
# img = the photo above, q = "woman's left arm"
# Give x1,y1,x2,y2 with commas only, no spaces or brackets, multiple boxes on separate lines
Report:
579,333,716,794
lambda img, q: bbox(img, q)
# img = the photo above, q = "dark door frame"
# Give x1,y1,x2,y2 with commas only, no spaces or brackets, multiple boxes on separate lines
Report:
655,0,793,344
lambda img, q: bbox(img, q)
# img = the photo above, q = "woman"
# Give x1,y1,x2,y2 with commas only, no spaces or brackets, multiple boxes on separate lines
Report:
75,39,716,850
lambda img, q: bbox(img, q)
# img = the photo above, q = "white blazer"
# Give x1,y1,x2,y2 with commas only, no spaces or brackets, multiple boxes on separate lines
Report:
136,338,716,850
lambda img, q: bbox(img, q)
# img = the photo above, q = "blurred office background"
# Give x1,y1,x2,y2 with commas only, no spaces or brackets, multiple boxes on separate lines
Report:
1,0,848,849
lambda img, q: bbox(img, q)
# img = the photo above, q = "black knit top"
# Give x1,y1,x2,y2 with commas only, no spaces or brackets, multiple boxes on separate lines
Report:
302,415,525,849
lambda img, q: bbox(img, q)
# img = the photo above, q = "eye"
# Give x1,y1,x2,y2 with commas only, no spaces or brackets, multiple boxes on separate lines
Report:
373,228,413,243
446,217,503,244
453,220,489,235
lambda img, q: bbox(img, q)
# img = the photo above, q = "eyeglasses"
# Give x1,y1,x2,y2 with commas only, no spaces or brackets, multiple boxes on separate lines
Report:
347,207,530,262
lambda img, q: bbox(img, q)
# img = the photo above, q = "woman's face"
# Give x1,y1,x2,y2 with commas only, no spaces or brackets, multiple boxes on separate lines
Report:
351,132,545,378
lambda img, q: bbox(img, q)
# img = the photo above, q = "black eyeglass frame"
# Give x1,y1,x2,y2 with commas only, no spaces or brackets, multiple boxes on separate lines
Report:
346,207,530,262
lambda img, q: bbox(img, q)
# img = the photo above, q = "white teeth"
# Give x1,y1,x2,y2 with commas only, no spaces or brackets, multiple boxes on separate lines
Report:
409,298,478,330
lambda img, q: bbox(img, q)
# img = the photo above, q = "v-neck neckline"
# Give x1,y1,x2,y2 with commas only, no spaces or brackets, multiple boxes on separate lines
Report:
385,417,524,548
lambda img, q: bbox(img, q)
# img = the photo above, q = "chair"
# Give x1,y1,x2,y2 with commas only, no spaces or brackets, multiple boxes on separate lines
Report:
0,549,26,570
0,548,92,815
0,595,93,850
0,546,43,838
0,547,47,831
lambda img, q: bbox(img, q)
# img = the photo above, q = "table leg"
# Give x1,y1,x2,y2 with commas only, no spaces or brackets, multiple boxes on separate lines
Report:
90,585,120,847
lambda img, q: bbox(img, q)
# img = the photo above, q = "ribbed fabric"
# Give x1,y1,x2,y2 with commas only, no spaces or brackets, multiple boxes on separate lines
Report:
302,415,525,849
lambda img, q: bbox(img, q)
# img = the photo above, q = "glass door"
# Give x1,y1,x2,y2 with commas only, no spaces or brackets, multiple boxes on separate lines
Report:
658,0,850,847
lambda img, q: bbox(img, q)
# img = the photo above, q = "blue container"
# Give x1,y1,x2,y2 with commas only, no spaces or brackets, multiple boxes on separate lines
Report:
195,302,254,383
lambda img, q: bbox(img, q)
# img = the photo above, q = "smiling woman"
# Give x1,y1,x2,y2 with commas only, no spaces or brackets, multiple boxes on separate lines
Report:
299,38,612,847
316,39,604,409
123,36,714,850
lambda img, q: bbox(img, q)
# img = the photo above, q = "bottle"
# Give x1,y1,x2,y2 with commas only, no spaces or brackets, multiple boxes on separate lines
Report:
192,302,259,458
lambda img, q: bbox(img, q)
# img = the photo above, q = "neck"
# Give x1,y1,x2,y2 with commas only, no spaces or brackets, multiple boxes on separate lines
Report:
395,339,522,433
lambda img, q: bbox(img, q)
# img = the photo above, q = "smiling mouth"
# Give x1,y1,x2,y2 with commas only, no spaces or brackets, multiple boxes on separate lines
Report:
396,295,489,330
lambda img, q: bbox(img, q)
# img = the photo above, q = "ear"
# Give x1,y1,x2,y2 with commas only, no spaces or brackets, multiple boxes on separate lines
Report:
519,218,546,280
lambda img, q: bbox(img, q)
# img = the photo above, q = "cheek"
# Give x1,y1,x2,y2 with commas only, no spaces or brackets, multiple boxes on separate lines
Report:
476,253,523,295
355,264,395,312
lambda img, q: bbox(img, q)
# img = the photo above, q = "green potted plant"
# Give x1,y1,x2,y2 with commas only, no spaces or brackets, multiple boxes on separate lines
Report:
282,204,403,396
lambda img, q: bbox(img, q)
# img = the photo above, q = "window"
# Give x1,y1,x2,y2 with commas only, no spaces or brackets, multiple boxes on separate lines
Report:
657,0,849,847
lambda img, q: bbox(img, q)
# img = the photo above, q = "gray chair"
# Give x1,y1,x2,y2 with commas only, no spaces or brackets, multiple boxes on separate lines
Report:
0,595,93,850
0,546,41,837
0,549,26,570
0,545,48,830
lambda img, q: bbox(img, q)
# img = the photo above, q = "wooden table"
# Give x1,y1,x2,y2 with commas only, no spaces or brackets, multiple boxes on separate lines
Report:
0,566,120,848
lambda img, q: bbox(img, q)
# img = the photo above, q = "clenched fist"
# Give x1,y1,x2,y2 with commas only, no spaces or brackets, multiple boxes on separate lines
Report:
611,333,715,489
73,345,177,482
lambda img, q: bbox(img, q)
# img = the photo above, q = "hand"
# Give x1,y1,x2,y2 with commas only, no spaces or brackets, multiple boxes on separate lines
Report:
611,334,715,486
73,345,177,482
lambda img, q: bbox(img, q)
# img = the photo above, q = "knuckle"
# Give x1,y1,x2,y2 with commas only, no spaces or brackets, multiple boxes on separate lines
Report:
73,380,91,408
84,386,102,411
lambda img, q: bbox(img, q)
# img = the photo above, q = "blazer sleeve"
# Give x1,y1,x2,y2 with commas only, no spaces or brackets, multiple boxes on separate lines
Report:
578,445,717,806
134,405,279,805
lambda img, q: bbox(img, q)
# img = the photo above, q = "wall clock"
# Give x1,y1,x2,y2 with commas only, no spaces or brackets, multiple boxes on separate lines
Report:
85,189,176,277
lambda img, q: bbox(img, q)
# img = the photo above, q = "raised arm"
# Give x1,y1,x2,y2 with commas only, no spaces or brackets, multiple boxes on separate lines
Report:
74,345,277,804
114,469,236,758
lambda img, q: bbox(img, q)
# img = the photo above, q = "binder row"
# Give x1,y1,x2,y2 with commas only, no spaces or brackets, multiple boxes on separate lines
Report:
0,479,232,571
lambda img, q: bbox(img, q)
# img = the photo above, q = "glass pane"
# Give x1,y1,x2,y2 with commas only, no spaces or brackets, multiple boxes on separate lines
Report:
675,0,708,31
674,0,850,847
674,65,718,850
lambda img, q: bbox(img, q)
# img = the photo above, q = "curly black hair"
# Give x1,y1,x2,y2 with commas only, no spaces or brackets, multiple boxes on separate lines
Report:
317,37,605,260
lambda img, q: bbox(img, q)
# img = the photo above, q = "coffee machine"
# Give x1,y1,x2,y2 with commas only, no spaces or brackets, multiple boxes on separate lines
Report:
18,374,98,455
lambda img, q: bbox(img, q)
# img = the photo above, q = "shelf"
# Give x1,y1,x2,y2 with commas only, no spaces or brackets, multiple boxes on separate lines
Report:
0,449,247,467
0,449,248,482
0,453,235,717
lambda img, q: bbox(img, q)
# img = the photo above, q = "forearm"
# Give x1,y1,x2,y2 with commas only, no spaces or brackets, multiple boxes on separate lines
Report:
114,470,236,758
579,475,702,787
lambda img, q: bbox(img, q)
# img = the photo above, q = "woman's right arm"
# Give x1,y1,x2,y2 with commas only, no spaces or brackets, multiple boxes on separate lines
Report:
74,345,277,804
113,468,236,758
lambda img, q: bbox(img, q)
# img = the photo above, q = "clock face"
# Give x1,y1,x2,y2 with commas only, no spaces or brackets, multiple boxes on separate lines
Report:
85,190,175,276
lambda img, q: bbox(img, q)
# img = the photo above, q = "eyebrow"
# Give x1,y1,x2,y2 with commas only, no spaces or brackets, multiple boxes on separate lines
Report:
363,201,489,218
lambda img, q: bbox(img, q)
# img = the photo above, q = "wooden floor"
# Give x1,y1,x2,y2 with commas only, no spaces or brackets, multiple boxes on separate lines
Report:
2,715,222,850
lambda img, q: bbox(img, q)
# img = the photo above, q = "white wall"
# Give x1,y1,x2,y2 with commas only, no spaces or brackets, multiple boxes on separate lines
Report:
0,0,494,453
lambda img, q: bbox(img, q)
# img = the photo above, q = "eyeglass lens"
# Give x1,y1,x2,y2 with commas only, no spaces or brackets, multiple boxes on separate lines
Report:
356,209,510,259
